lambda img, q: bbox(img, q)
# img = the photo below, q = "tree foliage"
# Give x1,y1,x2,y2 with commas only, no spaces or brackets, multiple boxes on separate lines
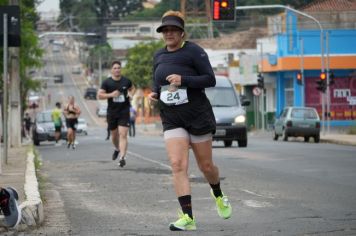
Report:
0,0,43,111
59,0,144,32
122,40,164,88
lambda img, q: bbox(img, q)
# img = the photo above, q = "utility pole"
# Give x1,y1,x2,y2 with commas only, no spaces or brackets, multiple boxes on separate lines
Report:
1,13,8,172
9,0,21,147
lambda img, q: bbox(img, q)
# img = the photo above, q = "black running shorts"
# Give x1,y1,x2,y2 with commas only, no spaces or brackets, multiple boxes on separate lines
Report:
108,112,130,130
159,98,216,136
54,126,61,132
66,118,78,130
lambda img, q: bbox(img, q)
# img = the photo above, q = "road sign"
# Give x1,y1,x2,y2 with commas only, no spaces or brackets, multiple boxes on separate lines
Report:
253,86,261,96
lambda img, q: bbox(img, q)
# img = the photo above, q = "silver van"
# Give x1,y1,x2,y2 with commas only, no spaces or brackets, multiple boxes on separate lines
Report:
206,75,250,147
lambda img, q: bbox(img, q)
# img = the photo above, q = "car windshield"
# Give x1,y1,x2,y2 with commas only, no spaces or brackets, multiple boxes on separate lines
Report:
205,87,238,107
291,108,318,119
36,112,52,123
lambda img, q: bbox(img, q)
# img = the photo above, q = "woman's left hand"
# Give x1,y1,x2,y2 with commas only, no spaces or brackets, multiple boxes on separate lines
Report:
166,74,182,86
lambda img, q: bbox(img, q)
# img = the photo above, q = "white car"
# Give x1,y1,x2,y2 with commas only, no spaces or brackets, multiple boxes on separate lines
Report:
96,103,107,117
77,118,88,135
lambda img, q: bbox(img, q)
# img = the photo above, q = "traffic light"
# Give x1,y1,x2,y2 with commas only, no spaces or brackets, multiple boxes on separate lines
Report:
212,0,236,21
316,72,326,93
296,72,303,85
329,71,335,86
257,73,264,89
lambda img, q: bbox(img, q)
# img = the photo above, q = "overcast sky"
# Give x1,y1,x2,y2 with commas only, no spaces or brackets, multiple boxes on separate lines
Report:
37,0,59,12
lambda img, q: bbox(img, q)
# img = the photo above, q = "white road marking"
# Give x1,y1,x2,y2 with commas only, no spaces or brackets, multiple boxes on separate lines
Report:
242,200,272,208
240,189,275,199
128,150,197,179
127,150,172,170
158,197,211,203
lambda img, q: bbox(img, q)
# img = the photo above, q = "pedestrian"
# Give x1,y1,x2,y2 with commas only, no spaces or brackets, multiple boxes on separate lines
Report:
63,96,81,149
148,10,232,231
23,112,32,139
51,102,63,146
129,105,137,137
98,60,135,167
0,187,21,228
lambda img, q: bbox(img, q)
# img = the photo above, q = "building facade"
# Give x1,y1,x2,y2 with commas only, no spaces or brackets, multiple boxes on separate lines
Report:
258,1,356,128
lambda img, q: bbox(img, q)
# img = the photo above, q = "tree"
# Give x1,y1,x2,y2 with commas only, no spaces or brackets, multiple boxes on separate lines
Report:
0,0,44,111
122,40,164,88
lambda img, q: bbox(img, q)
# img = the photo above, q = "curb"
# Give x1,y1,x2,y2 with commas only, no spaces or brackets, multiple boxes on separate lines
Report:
19,150,44,229
320,138,356,146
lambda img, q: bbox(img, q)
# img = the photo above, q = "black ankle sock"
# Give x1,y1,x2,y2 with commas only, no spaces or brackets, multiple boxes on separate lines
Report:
178,195,193,219
210,182,223,198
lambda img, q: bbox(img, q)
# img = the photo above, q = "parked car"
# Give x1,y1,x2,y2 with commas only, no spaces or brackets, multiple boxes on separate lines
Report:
96,103,107,117
54,74,64,83
273,106,320,143
72,65,82,74
205,75,250,147
77,118,88,135
84,87,97,100
32,110,67,146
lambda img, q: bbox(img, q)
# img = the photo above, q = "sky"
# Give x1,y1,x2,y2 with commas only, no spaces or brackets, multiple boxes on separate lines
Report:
36,0,60,12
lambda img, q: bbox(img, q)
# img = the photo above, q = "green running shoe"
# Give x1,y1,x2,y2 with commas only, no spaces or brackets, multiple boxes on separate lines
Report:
210,189,232,219
169,211,196,231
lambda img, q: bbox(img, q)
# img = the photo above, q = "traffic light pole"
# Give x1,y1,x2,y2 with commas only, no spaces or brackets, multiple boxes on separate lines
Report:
300,37,305,106
259,43,265,131
326,31,331,134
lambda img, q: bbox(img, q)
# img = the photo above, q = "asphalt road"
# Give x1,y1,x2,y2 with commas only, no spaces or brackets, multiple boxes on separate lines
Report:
27,41,356,236
27,127,356,236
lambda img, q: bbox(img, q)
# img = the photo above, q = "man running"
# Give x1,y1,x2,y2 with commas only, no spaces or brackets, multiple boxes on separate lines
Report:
51,102,63,146
63,96,81,149
98,60,135,167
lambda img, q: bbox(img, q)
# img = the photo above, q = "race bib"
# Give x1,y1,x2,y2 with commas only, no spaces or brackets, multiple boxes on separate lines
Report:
160,85,189,106
113,94,125,103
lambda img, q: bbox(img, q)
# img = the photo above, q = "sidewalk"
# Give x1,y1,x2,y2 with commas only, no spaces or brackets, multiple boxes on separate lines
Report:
0,141,43,234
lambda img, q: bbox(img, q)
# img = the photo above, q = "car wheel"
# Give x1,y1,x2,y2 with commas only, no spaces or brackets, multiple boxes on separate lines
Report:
314,134,320,143
283,129,288,141
273,132,279,141
238,139,247,147
224,140,233,147
304,136,310,142
84,131,88,135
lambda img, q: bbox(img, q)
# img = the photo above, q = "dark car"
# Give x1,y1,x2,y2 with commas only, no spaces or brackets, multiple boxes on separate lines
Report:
205,76,250,147
273,106,320,143
54,74,64,83
32,110,67,146
84,87,97,100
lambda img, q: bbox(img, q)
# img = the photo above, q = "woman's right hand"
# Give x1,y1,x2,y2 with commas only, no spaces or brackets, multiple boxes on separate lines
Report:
148,92,158,103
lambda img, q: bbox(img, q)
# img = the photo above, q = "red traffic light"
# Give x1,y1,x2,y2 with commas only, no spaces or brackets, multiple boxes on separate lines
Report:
297,72,302,80
320,72,326,80
212,0,235,21
221,1,228,8
213,1,220,20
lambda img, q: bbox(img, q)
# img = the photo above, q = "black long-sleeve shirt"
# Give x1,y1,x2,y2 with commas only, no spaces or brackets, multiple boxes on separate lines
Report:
152,41,216,101
152,41,217,134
